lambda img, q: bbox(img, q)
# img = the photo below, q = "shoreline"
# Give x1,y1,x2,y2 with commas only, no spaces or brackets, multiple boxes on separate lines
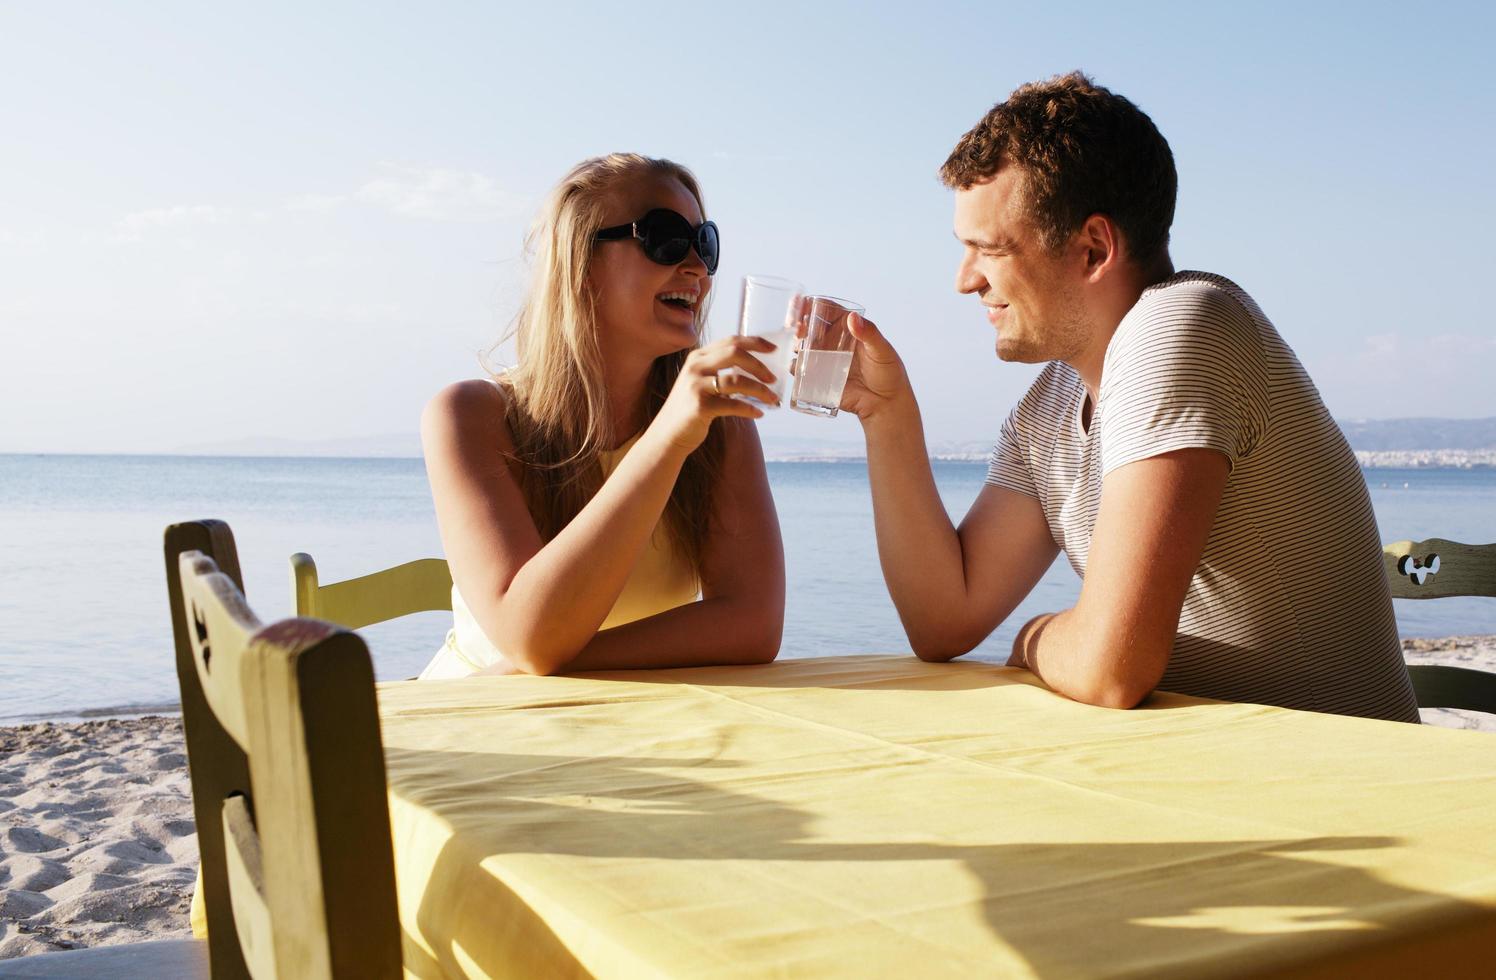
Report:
2,639,1493,959
6,449,1495,469
0,704,186,729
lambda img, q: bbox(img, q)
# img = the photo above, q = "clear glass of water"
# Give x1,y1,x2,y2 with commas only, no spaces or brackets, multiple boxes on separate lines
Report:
790,295,863,418
724,274,805,408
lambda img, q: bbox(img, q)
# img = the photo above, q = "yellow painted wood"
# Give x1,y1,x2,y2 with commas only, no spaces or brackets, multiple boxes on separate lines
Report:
167,521,402,979
179,552,259,751
222,796,275,980
289,552,319,622
242,619,338,980
1383,536,1496,714
165,520,254,980
1409,663,1496,712
1383,538,1496,600
290,552,451,629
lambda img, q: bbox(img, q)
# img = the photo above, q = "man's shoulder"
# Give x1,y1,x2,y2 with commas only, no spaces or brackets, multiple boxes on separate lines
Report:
1131,271,1260,328
1013,361,1084,422
1026,360,1083,395
1110,271,1269,370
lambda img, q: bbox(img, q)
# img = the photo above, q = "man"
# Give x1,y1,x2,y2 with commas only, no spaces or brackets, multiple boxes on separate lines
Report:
842,72,1418,722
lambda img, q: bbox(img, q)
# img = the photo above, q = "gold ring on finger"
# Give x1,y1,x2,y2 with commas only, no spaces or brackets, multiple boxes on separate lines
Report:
712,374,722,396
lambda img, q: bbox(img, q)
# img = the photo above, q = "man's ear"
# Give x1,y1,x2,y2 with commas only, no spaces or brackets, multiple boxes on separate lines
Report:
1079,213,1122,282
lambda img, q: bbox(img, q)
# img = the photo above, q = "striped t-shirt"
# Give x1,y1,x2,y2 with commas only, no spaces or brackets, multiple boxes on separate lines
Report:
988,271,1419,722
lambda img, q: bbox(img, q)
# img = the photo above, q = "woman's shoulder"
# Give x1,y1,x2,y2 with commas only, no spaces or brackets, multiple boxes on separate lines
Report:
717,416,766,459
422,377,516,454
429,376,508,412
712,417,770,482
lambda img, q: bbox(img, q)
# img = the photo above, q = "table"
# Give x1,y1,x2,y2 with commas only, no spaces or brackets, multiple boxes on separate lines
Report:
377,656,1496,978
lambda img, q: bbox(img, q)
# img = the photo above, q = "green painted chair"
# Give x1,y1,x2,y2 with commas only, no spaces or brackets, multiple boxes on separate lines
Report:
290,552,451,628
164,520,402,979
6,524,426,978
1383,537,1496,715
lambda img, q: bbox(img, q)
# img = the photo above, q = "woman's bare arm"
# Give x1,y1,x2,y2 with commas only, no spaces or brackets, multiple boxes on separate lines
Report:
424,339,782,675
552,416,785,671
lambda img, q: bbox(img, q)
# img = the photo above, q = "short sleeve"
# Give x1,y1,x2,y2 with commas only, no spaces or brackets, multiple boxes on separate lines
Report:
986,362,1078,499
986,402,1038,498
1098,283,1270,476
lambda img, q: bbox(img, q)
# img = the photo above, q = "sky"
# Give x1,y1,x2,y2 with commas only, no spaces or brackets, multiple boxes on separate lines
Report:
2,0,1493,455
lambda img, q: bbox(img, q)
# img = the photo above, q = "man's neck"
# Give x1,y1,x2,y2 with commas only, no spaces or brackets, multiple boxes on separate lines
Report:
1072,256,1176,401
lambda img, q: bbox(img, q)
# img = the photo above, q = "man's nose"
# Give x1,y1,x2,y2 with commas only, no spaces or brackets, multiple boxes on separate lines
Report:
954,254,983,295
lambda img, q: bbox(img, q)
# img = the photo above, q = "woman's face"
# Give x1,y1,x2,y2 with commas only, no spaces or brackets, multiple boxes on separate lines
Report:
589,173,712,363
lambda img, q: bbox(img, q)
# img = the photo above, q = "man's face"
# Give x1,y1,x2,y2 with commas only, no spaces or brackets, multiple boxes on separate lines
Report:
952,169,1090,364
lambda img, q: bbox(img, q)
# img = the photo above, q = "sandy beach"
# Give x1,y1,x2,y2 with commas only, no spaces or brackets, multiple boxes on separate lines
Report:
2,641,1492,961
0,717,196,959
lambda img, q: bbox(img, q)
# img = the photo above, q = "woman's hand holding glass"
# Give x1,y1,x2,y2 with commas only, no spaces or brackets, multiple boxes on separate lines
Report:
654,334,782,453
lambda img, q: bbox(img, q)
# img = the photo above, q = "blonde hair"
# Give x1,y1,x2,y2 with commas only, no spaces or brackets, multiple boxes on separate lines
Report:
495,153,723,567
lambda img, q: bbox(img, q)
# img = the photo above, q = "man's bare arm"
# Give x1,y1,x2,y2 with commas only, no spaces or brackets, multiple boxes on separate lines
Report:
846,316,1059,658
1009,447,1231,707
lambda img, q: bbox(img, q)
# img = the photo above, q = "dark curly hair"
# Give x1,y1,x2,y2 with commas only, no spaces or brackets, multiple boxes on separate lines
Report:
939,72,1177,267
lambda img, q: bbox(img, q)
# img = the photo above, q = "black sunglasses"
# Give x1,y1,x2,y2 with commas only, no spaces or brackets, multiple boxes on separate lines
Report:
594,208,720,275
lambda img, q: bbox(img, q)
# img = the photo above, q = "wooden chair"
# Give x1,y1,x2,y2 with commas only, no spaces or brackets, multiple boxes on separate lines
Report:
164,519,402,978
290,551,451,628
1383,537,1496,715
3,523,407,977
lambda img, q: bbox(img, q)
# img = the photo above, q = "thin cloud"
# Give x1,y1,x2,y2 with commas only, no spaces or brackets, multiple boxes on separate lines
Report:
352,164,529,221
283,193,348,213
1352,332,1496,367
112,205,267,242
1317,331,1496,417
106,166,527,239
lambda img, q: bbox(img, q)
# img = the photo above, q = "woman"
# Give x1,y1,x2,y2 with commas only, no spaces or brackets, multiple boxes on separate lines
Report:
418,153,785,678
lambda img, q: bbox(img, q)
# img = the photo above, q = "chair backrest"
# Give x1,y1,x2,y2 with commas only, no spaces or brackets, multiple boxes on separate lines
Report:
1382,536,1496,715
290,552,452,629
165,520,402,979
1382,538,1496,600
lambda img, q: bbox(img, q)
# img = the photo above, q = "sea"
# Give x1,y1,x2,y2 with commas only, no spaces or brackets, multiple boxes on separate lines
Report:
1,454,1493,723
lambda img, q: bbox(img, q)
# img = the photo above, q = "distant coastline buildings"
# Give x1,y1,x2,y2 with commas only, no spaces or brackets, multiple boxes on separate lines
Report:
762,451,1496,468
920,450,1496,468
763,450,1496,467
147,417,1496,468
764,419,1496,467
1354,450,1496,469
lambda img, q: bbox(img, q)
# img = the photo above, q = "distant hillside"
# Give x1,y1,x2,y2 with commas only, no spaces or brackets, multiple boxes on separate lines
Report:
172,433,423,458
765,420,1496,463
166,418,1496,462
1338,418,1496,451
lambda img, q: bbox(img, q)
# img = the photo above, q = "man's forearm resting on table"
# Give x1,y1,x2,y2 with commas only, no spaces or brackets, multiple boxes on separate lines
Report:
1009,449,1229,709
1011,607,1174,709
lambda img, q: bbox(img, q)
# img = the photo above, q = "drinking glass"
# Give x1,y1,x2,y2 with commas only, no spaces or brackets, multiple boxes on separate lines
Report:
724,275,805,408
790,296,863,418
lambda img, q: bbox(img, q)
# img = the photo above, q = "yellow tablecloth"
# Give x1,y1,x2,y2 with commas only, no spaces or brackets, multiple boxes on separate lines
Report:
377,656,1496,979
